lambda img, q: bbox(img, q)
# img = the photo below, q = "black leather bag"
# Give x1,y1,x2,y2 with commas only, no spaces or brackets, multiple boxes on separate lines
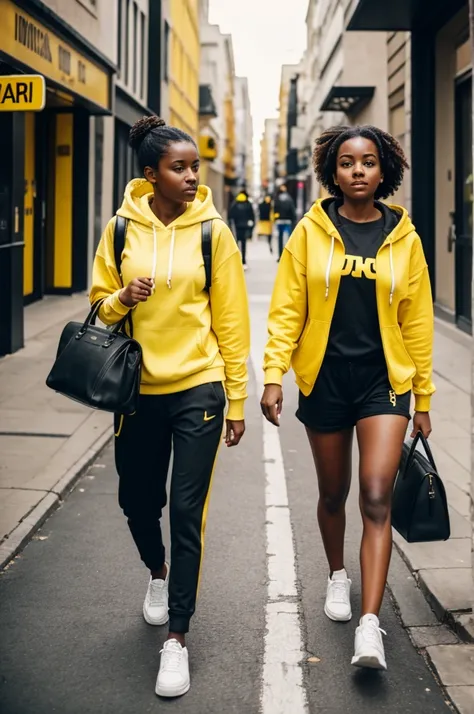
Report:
45,301,142,415
392,431,450,543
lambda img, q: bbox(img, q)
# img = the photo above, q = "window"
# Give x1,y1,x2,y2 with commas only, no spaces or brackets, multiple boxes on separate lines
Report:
140,11,145,99
133,2,138,94
117,0,122,76
164,21,170,82
124,0,130,85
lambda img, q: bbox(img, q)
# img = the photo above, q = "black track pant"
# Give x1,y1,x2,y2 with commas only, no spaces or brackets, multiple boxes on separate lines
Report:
114,382,225,633
235,226,249,265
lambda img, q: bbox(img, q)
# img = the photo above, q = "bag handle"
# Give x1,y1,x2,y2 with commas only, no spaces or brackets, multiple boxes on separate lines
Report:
404,430,436,476
78,300,129,338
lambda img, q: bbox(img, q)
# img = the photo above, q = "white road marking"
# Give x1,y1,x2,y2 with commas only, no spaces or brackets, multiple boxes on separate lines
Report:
250,313,309,714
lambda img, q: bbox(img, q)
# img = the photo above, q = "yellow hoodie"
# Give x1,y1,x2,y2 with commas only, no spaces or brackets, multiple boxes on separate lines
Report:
90,179,250,420
263,199,435,412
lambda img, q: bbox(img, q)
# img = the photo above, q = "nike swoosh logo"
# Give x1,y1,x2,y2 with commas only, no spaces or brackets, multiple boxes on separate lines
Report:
204,412,216,422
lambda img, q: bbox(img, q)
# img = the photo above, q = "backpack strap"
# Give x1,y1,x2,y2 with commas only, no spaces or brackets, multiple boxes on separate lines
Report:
114,216,128,285
113,215,132,336
201,219,213,291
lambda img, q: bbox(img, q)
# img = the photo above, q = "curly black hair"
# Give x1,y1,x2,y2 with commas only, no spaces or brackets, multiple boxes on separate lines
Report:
313,125,409,201
129,115,196,174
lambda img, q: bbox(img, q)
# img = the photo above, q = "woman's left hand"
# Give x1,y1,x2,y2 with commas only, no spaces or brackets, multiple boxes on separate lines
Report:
225,420,245,447
411,411,432,439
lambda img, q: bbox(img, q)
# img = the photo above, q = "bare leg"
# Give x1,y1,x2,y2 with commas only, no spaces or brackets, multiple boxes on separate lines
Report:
356,415,408,616
306,428,353,574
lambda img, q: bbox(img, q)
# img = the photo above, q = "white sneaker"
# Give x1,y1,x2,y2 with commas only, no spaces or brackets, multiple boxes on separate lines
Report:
351,614,387,670
324,569,352,622
155,639,190,698
143,564,169,626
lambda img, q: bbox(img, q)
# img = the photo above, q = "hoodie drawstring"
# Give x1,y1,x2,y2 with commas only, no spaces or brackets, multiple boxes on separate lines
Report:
151,225,157,293
389,239,395,306
167,227,176,290
325,236,335,300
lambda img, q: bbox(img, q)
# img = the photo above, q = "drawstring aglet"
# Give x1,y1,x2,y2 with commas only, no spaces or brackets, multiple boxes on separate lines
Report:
325,287,329,300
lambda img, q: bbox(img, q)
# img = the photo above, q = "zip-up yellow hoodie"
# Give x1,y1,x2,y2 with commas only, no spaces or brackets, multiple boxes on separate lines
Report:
90,179,250,420
263,199,435,412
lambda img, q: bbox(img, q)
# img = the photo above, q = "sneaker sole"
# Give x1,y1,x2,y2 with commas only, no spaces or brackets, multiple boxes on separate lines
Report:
143,605,169,627
324,603,352,622
351,654,387,671
156,679,190,698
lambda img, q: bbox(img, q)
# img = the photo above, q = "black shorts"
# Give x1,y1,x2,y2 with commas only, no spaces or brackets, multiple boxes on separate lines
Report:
296,358,411,433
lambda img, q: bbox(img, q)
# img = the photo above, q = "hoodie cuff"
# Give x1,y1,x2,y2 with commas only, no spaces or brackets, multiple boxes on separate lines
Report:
108,290,132,317
414,394,431,412
264,368,284,387
226,398,245,421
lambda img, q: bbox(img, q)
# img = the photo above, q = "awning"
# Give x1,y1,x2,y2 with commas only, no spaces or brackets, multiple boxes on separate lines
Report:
320,86,375,115
346,0,466,31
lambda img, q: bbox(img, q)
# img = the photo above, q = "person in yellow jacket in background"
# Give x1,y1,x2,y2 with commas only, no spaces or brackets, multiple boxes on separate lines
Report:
90,116,250,699
260,125,434,673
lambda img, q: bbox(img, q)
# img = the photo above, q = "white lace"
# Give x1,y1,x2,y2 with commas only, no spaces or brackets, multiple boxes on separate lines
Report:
149,580,166,608
329,579,349,603
362,620,387,647
160,641,183,672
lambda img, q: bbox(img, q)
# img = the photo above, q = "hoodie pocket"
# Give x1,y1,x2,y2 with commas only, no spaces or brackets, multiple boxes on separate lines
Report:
291,319,329,386
381,325,416,386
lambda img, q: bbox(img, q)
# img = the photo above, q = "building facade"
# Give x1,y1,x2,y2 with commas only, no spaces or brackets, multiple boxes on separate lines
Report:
169,0,199,138
346,0,471,332
0,0,114,356
234,76,253,191
260,118,278,193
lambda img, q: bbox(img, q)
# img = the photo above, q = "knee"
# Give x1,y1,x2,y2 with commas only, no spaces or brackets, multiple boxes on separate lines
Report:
360,488,391,525
320,491,347,515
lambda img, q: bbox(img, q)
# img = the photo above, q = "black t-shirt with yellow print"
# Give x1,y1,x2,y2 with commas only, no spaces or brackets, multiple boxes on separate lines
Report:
325,199,400,360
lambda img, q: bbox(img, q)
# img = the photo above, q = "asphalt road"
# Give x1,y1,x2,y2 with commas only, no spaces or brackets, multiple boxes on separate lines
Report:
0,241,452,714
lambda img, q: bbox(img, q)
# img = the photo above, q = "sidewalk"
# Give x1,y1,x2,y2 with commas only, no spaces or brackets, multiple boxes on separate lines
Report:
0,295,112,569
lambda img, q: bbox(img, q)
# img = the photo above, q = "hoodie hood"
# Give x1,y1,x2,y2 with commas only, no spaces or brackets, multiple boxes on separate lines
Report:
117,178,221,227
304,198,416,305
116,179,221,290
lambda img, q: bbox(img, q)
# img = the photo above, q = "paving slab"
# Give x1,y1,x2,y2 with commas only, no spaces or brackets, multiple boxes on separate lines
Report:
394,535,471,571
427,644,474,686
419,568,473,614
0,489,46,541
446,686,474,714
408,626,460,648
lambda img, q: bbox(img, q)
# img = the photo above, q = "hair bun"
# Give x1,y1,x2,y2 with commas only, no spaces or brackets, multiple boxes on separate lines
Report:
129,115,166,150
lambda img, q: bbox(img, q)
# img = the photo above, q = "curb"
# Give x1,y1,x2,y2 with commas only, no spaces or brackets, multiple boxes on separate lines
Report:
0,426,113,572
393,539,474,645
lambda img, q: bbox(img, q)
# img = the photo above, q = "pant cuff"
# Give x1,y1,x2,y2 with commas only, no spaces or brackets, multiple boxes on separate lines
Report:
169,616,190,634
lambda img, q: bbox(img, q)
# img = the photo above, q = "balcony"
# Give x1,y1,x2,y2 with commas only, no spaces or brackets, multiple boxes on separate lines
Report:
320,85,375,116
346,0,465,31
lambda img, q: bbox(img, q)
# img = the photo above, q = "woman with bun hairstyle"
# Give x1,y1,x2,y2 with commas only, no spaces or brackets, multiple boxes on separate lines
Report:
261,126,434,672
90,116,250,697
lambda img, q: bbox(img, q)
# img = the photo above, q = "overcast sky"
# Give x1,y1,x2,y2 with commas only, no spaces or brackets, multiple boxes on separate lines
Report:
208,0,308,165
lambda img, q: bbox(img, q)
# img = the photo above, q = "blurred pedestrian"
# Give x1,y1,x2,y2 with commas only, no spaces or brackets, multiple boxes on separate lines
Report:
273,184,296,259
261,124,434,673
229,189,255,270
258,194,274,253
90,115,250,698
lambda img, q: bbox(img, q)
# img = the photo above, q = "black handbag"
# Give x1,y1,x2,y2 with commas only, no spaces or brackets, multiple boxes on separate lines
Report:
45,300,142,415
392,431,450,543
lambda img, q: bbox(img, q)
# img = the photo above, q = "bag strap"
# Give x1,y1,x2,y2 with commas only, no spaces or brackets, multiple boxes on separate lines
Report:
114,216,128,284
113,215,133,337
405,430,437,475
201,220,213,291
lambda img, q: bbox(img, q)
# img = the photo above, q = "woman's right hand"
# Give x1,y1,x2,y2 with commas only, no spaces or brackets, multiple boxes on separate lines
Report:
119,278,154,307
260,384,283,427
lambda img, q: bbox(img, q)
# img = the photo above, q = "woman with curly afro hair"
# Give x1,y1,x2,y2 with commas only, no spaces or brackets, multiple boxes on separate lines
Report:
261,125,434,672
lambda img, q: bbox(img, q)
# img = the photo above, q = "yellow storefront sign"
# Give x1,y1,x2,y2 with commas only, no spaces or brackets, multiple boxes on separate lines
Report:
0,0,109,111
0,74,45,111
